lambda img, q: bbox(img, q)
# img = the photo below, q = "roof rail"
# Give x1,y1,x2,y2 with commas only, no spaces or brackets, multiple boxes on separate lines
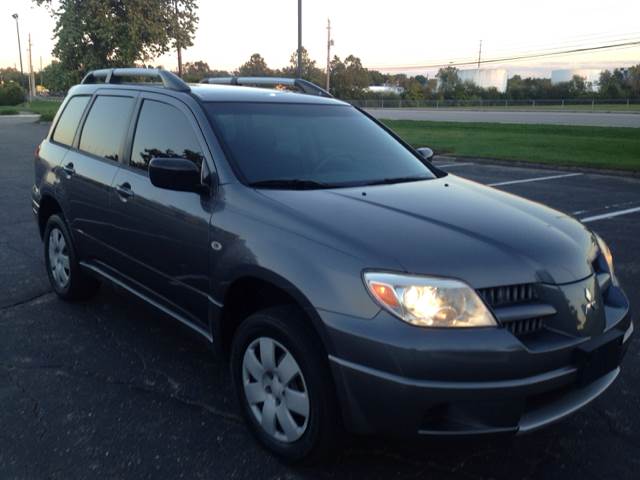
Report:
81,68,190,92
199,76,333,98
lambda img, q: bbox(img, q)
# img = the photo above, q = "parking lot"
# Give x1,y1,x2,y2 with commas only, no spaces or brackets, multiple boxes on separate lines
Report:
1,121,639,479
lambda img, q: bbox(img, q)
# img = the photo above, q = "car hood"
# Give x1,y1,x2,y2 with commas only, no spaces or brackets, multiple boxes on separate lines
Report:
257,175,597,288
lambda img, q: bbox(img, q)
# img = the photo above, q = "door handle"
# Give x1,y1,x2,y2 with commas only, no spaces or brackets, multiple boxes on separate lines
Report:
115,182,134,201
62,162,75,176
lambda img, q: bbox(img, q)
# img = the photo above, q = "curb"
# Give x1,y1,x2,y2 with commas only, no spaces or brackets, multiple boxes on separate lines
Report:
433,155,640,178
0,114,42,125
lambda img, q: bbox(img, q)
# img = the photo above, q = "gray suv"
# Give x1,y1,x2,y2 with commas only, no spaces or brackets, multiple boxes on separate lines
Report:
33,68,633,462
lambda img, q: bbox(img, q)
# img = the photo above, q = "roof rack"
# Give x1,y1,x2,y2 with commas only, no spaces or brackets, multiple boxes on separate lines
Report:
81,68,190,92
199,76,333,98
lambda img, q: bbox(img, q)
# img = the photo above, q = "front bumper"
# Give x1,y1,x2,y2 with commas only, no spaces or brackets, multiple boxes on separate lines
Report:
322,286,633,436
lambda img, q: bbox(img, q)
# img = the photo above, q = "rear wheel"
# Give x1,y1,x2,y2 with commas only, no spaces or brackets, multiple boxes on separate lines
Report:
43,214,99,301
230,306,341,463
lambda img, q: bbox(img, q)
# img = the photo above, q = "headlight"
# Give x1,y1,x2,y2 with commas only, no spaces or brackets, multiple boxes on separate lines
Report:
364,272,497,328
595,233,615,278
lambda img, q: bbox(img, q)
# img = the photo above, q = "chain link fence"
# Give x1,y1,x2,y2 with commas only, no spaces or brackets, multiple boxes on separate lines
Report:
345,97,640,110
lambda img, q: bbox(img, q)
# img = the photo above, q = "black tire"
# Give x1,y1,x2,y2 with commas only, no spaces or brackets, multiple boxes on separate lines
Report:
230,305,341,464
43,214,99,301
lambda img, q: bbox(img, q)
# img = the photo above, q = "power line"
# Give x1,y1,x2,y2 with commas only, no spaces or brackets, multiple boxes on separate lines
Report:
481,31,640,57
373,40,640,71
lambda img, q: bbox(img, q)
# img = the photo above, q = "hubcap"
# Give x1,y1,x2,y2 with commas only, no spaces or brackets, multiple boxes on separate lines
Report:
48,228,70,288
242,337,310,443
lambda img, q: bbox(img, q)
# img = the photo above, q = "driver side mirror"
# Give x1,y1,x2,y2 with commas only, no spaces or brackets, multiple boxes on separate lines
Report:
149,157,206,193
416,147,434,162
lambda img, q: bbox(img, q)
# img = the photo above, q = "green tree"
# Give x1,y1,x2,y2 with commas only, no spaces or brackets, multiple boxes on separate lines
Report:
0,68,27,86
282,47,324,85
181,61,230,83
329,55,370,98
41,61,77,93
403,78,425,100
598,69,627,98
237,54,273,76
436,66,460,99
0,83,25,106
33,0,198,73
628,64,640,97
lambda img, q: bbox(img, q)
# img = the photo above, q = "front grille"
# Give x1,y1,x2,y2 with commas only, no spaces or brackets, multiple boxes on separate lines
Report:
478,284,536,308
478,284,544,336
501,317,544,336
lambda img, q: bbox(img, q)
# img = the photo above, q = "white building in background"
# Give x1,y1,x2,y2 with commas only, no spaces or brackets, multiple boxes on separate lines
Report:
550,69,602,91
456,68,508,93
365,85,405,95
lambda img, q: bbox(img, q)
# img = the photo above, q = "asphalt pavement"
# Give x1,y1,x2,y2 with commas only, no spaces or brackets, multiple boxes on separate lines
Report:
1,122,639,479
366,108,640,127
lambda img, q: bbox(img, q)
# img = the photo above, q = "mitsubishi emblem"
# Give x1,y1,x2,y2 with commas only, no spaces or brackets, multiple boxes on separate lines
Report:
583,288,597,316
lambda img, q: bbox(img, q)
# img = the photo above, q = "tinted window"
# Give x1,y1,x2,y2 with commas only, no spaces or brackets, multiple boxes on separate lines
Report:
206,103,434,188
130,100,204,172
52,96,90,146
79,96,134,161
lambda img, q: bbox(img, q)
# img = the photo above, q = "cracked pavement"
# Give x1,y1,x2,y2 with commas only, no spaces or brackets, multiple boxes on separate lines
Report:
1,123,638,479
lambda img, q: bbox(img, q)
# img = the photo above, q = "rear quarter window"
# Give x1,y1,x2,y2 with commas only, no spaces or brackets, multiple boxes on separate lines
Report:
51,96,90,147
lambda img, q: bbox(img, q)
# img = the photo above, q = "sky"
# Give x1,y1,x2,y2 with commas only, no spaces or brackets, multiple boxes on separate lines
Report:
1,0,639,78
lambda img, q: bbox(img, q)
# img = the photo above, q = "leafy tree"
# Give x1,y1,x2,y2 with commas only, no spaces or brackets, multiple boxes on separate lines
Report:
0,83,26,106
181,61,230,83
237,54,273,76
403,78,425,100
628,64,640,97
33,0,198,73
282,47,324,85
41,61,77,93
566,75,587,97
329,55,370,98
0,68,27,86
599,68,628,98
436,66,460,99
414,75,427,86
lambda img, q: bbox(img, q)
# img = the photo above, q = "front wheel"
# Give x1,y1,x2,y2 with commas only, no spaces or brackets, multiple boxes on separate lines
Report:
230,306,341,463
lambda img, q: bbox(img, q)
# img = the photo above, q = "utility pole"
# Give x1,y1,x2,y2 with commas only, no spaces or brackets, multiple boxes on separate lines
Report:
477,40,482,69
11,14,25,91
28,33,35,99
175,0,183,77
326,19,333,91
40,56,43,86
297,0,302,78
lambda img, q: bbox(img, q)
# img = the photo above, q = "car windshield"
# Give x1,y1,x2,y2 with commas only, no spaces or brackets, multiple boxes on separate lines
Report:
205,102,436,188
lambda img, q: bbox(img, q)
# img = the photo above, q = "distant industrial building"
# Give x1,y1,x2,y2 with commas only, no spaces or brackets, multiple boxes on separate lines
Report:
551,69,602,91
456,68,508,93
365,85,405,95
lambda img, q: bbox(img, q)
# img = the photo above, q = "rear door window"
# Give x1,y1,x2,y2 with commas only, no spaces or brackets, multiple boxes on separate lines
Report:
79,95,135,161
52,96,90,146
130,100,204,173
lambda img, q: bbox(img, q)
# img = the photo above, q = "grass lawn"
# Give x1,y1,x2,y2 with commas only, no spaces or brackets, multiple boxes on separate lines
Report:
383,120,640,172
387,104,640,113
0,99,62,121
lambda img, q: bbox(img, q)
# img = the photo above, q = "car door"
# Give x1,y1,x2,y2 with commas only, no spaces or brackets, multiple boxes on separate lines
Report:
108,93,214,328
59,92,136,259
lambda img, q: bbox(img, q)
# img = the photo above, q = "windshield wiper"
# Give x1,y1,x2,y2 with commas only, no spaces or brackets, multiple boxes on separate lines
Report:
248,179,335,190
360,175,431,186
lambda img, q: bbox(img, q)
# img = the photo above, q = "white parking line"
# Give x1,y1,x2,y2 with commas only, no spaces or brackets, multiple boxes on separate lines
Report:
436,162,474,168
581,206,640,223
488,173,583,187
